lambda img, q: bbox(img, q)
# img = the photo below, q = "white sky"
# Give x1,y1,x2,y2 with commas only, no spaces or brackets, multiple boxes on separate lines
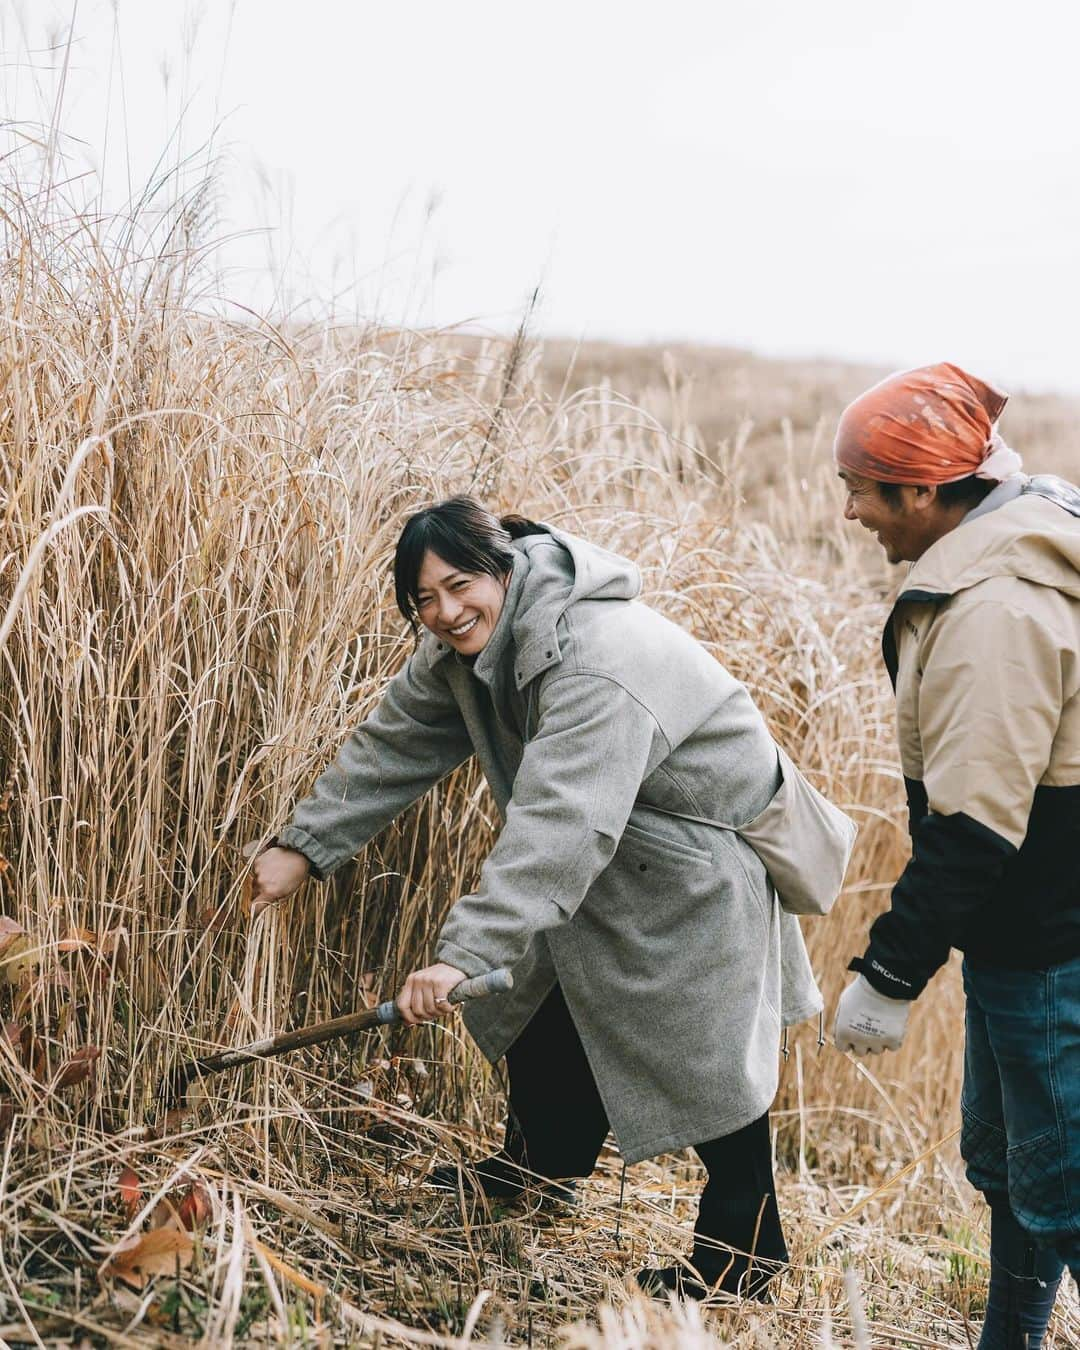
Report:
5,0,1080,393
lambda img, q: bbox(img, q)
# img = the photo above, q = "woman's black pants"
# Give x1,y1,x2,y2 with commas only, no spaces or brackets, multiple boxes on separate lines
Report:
500,983,788,1296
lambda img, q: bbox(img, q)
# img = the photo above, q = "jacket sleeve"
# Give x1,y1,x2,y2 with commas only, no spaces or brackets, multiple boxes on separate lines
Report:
435,672,665,977
277,651,473,880
857,597,1065,998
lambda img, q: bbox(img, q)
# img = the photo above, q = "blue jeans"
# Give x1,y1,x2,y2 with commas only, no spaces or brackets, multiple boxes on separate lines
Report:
961,955,1080,1276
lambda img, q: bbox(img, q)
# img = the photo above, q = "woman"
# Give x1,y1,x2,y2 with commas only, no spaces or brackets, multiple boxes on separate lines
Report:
253,497,823,1299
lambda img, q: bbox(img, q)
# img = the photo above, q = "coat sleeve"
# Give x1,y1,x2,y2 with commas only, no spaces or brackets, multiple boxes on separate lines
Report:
856,596,1066,998
435,672,666,977
277,651,473,880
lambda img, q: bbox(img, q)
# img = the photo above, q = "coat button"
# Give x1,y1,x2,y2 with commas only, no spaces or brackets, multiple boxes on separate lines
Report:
639,863,647,872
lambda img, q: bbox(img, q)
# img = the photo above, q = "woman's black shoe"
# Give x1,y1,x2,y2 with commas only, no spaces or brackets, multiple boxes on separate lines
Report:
634,1266,711,1301
636,1258,782,1303
427,1155,577,1206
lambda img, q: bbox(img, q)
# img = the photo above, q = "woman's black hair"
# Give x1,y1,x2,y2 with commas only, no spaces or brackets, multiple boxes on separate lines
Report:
878,475,995,508
394,496,551,631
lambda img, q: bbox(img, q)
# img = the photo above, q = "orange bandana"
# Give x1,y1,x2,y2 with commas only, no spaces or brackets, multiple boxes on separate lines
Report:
834,363,1017,485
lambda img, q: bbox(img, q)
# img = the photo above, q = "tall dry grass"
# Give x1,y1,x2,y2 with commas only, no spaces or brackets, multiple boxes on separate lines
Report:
0,176,1077,1346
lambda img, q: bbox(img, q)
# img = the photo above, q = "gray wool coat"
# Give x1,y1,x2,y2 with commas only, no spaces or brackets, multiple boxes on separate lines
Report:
279,529,822,1163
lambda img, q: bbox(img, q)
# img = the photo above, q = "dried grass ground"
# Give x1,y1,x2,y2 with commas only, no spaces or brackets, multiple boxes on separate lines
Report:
1,184,1079,1346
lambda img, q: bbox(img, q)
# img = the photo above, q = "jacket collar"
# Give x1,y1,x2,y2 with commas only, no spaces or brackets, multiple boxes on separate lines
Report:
420,525,641,690
899,474,1080,604
507,527,641,689
424,540,570,689
474,552,528,689
880,473,1080,684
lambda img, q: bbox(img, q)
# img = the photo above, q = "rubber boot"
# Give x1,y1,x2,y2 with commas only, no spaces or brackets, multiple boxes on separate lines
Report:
977,1202,1063,1350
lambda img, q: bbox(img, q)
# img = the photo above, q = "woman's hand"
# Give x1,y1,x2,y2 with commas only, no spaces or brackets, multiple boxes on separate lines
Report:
396,962,468,1026
251,846,311,917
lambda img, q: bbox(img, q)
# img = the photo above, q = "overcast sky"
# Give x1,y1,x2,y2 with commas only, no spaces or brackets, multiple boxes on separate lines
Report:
5,1,1080,393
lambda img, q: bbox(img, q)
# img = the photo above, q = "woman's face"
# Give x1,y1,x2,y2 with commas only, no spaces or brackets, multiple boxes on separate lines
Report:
415,550,509,656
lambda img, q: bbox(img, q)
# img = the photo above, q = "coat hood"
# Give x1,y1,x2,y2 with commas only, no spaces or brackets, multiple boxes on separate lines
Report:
900,475,1080,604
505,527,642,689
422,526,641,689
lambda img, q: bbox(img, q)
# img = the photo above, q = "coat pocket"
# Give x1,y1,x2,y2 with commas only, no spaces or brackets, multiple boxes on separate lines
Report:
581,819,718,947
620,821,712,866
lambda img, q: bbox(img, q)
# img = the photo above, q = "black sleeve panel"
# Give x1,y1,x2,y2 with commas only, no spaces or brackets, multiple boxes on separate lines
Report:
904,776,928,841
856,809,1017,999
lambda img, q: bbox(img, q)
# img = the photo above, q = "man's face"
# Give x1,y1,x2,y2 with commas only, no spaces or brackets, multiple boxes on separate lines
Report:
839,472,939,564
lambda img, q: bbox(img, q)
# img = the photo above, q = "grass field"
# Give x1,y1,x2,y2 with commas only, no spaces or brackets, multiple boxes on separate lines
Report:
1,180,1078,1347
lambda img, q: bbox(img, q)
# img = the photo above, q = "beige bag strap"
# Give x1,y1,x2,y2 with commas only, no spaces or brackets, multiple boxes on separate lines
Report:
638,747,782,834
644,801,740,832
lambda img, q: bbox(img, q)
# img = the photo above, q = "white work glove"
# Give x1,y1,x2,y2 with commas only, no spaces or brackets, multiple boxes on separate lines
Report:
833,976,911,1055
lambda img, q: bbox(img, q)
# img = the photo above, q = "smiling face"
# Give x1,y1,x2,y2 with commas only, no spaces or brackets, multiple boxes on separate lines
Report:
414,550,509,655
838,471,958,564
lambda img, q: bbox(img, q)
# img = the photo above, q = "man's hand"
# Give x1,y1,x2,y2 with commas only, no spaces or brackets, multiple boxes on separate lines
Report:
833,975,911,1055
396,963,468,1026
251,846,311,917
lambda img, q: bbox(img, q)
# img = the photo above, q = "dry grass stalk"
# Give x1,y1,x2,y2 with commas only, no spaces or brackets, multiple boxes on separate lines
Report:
0,163,1078,1345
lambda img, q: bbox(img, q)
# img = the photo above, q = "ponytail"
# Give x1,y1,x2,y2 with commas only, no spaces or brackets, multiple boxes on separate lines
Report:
499,514,552,541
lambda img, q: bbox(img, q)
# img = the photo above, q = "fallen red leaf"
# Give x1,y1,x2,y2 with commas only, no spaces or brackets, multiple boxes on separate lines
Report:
57,926,96,953
53,1045,101,1089
117,1166,141,1221
1,1021,30,1062
0,916,26,963
150,1176,212,1232
176,1181,212,1231
100,1227,194,1288
97,927,129,961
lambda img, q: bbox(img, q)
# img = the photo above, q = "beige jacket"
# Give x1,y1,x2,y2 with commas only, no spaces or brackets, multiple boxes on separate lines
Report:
853,475,1080,998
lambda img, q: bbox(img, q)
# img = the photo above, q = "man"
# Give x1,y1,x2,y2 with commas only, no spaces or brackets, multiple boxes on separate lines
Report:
831,363,1080,1350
